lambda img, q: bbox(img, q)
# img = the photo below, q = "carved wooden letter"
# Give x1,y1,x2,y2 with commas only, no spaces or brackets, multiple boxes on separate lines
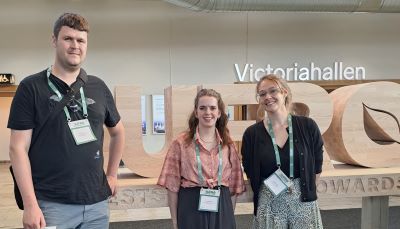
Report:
110,83,333,177
323,82,400,167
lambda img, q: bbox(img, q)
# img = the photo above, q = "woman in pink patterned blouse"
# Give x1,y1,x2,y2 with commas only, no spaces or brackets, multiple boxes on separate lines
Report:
158,88,245,229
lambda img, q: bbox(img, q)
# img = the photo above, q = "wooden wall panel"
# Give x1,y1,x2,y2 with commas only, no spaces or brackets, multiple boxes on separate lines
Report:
114,82,336,177
324,82,400,167
106,86,198,177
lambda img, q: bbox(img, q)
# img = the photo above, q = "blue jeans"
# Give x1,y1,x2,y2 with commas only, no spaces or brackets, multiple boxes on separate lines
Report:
37,199,109,229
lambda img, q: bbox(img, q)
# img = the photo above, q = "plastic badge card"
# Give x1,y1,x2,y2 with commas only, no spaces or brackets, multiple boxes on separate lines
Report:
198,188,220,212
263,168,292,196
68,119,97,145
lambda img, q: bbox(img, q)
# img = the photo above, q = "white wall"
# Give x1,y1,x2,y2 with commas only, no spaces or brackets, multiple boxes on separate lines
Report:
1,0,400,159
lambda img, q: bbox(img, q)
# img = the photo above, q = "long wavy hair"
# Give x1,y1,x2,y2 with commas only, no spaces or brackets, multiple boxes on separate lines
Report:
185,88,233,147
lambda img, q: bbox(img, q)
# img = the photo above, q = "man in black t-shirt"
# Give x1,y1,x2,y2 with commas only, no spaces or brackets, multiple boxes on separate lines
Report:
8,13,125,229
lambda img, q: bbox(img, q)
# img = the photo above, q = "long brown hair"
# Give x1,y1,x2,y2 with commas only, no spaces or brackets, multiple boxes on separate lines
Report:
185,88,232,146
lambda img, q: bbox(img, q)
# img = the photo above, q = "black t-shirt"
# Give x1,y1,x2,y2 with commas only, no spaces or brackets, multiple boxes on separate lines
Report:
8,69,121,205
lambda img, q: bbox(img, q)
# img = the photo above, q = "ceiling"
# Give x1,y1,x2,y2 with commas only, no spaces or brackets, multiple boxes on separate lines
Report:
164,0,400,12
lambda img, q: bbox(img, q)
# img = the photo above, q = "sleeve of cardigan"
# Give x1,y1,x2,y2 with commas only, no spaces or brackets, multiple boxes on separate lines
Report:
309,118,324,174
241,127,253,178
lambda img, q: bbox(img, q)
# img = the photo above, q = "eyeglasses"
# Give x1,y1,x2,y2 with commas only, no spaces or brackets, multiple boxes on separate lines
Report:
256,87,281,100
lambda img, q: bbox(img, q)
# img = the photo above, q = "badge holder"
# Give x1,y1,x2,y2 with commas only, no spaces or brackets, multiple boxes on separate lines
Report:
195,139,223,213
263,168,293,196
47,67,97,146
265,114,295,196
68,118,97,145
198,187,221,212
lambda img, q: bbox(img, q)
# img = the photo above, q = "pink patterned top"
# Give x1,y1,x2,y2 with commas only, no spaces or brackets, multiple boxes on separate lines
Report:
157,129,245,195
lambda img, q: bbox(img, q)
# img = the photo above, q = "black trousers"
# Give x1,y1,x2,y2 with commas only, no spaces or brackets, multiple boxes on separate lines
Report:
177,186,236,229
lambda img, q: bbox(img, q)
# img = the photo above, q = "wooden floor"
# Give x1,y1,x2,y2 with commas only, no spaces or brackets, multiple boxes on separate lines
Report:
1,162,400,228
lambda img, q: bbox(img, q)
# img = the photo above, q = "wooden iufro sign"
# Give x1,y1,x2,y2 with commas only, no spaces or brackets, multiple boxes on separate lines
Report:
323,82,400,167
0,74,15,85
108,81,400,178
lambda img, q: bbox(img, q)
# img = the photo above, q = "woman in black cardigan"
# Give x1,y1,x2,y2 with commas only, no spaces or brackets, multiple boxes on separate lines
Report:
241,74,324,229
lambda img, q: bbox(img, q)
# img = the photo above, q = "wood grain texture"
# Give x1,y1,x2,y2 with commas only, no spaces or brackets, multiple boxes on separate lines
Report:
110,166,400,209
112,83,335,177
202,82,333,140
324,82,400,167
289,82,333,133
1,164,400,227
0,85,18,97
105,86,198,177
0,97,12,160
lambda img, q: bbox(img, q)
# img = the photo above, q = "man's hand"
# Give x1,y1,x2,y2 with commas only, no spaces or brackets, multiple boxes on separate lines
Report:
107,175,118,196
9,129,45,229
106,121,124,197
23,204,46,229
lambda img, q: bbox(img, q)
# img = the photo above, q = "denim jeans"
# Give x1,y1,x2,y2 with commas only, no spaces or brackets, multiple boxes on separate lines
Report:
38,199,109,229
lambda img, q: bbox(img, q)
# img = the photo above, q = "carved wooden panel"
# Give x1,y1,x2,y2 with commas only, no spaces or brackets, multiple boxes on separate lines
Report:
323,82,400,167
109,167,400,209
0,97,12,161
111,82,336,177
107,86,198,177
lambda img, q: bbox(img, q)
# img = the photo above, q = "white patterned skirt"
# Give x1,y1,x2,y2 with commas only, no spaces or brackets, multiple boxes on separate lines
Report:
253,178,323,229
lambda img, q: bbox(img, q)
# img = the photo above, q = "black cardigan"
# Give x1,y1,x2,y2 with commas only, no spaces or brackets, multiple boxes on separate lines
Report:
241,115,323,216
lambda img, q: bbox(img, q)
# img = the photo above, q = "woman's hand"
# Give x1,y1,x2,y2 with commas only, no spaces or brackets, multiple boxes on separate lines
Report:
206,178,217,188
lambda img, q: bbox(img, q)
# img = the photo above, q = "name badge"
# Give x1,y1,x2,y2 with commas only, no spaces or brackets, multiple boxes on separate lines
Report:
68,119,97,145
263,168,293,196
198,188,220,212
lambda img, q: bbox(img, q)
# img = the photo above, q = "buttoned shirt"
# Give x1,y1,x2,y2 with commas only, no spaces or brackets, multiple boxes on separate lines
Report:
157,129,245,195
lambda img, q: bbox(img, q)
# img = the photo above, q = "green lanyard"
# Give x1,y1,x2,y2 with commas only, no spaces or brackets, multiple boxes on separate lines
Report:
46,67,88,122
267,114,294,179
194,137,223,187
